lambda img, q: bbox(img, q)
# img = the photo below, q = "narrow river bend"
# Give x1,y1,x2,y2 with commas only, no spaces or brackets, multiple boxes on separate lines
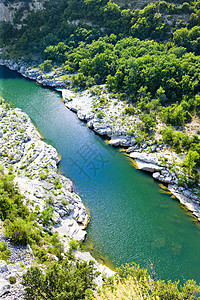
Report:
1,65,200,283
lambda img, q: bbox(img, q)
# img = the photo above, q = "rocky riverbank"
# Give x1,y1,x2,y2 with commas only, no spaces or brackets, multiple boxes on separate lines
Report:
1,59,200,222
0,98,114,298
0,99,89,242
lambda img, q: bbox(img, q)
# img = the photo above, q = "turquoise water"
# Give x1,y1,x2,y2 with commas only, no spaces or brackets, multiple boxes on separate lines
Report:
1,65,200,283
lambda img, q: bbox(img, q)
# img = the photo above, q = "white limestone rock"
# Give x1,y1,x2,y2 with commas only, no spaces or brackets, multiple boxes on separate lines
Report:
135,159,163,173
0,279,10,296
0,262,8,273
53,218,86,242
77,111,86,121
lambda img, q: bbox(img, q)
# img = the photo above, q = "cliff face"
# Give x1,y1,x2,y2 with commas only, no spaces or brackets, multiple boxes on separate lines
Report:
0,0,44,25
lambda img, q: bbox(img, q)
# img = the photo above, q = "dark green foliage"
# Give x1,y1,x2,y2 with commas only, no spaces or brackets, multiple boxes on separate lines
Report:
0,241,11,261
123,105,135,115
161,127,200,152
22,259,98,300
131,4,170,40
0,167,64,262
44,42,69,62
3,0,197,57
9,276,16,284
56,36,200,108
39,60,53,73
161,102,192,126
0,170,28,221
173,26,200,54
39,206,54,228
4,218,40,246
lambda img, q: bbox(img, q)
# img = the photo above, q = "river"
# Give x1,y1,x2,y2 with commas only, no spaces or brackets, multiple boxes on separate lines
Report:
1,65,200,283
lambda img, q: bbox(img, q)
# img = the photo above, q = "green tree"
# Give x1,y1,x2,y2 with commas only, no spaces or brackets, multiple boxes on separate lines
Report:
182,150,200,176
22,259,98,300
39,60,53,73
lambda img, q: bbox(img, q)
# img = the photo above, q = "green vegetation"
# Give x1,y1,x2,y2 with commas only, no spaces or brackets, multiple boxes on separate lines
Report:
0,166,63,262
2,0,200,58
21,260,200,300
39,60,53,73
0,241,11,261
94,263,200,299
9,276,17,284
22,259,98,300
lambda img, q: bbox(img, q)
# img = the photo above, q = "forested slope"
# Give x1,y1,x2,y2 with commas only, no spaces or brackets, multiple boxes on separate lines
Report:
1,0,200,189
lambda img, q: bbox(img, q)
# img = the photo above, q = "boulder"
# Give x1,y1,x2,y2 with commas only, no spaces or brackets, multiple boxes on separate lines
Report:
71,106,78,113
152,172,160,180
0,279,10,296
53,218,86,242
85,113,94,122
109,136,131,147
62,90,74,103
93,125,111,136
0,262,8,273
77,111,86,121
135,160,163,173
109,137,121,147
130,152,158,164
153,172,173,184
126,146,136,154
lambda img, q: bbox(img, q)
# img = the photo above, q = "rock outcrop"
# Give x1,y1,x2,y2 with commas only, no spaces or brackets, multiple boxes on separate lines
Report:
0,100,89,243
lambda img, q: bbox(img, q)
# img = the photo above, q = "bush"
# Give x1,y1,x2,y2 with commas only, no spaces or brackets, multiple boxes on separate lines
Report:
9,276,16,284
96,111,105,119
39,172,47,180
68,239,81,251
0,171,28,221
39,60,53,73
123,105,135,115
54,178,62,189
22,259,98,299
94,263,200,300
0,241,11,261
39,207,54,228
4,219,30,246
4,218,40,246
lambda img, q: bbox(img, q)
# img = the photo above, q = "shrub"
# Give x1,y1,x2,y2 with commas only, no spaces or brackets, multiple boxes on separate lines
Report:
123,105,135,115
22,259,98,299
96,111,105,119
4,219,40,246
9,276,16,284
39,60,53,73
94,263,200,300
4,219,30,246
39,207,54,228
0,241,11,261
54,178,62,189
39,172,47,180
69,239,80,251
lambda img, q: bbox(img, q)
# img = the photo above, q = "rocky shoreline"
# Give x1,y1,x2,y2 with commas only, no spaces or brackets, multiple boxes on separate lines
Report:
1,58,200,223
0,98,114,298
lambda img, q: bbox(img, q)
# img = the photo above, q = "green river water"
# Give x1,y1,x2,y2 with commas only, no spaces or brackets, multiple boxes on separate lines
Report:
1,65,200,283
